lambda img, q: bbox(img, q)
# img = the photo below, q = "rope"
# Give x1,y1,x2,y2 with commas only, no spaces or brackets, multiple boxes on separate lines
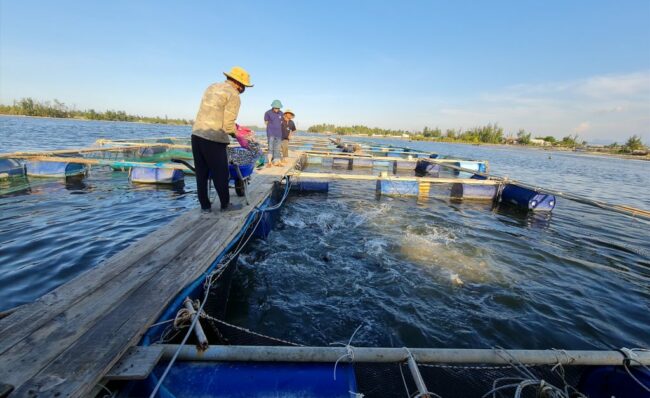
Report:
620,347,650,392
330,324,363,381
149,176,294,396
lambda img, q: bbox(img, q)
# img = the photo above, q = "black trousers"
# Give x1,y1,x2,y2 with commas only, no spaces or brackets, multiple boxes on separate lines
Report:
191,135,230,210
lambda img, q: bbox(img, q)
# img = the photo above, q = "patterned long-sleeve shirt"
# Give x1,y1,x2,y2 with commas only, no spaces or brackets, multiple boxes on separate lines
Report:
192,82,240,144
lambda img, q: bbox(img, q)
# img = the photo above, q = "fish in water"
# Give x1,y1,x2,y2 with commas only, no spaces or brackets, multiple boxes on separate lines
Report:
399,233,492,284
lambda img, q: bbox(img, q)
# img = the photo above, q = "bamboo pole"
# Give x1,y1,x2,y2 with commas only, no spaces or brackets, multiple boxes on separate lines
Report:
159,345,650,366
304,152,487,165
0,145,169,159
291,171,500,185
22,156,192,171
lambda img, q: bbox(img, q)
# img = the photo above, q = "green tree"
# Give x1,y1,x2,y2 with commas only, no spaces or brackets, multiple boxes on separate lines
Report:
517,129,532,145
623,135,645,152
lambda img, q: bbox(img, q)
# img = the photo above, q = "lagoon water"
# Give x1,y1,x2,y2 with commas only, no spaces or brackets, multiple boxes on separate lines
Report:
1,116,648,351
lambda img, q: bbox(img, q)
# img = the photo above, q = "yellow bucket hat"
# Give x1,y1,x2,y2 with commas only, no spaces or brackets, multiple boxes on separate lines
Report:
284,109,295,116
224,66,253,87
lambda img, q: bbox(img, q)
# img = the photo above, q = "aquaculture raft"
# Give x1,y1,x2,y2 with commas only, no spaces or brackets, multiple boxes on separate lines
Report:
0,135,649,398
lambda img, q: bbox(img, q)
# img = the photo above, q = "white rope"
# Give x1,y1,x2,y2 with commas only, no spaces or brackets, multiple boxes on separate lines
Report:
149,183,296,396
620,347,650,392
330,324,363,381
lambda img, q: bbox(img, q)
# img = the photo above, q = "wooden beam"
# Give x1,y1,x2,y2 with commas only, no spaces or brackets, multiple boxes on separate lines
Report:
104,346,164,380
291,171,500,185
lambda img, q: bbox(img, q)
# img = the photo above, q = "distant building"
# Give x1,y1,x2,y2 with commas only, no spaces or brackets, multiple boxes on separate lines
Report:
530,138,550,146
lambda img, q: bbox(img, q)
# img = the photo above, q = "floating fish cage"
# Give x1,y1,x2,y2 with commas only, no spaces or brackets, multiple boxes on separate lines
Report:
5,136,648,397
114,180,649,398
25,161,87,178
129,167,185,184
0,159,25,179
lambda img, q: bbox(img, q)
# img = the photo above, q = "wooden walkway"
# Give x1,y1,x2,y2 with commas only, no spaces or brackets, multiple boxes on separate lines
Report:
0,153,302,397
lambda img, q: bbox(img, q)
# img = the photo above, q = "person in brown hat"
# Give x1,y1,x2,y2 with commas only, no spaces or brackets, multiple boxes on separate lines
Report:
280,109,296,165
191,66,253,213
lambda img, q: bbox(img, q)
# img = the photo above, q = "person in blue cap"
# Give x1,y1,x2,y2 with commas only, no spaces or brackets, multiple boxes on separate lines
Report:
264,100,283,167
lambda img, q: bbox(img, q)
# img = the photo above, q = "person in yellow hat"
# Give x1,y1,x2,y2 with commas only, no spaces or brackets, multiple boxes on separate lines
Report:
191,66,253,213
280,109,296,165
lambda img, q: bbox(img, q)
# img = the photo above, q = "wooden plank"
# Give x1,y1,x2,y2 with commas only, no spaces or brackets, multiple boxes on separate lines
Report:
0,212,214,387
104,346,164,380
0,211,201,354
5,153,301,396
293,171,500,185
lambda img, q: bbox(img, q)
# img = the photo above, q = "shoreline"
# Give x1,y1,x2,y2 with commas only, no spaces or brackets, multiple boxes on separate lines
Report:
0,113,191,127
330,133,650,162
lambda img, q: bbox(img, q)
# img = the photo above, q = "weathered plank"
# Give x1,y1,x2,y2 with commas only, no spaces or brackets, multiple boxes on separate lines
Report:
0,212,213,387
2,154,300,397
105,346,164,380
0,211,201,353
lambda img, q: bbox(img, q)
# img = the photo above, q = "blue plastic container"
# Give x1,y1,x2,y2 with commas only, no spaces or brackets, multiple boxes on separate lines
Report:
332,157,351,168
450,183,497,200
353,158,374,168
129,362,356,398
372,160,392,169
292,180,329,193
25,161,87,177
229,163,254,180
454,161,487,178
130,167,184,184
578,366,650,397
395,160,415,170
500,184,556,211
0,159,25,178
376,180,419,196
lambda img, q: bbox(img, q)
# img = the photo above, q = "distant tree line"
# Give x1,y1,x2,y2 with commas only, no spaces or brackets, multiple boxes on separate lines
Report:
308,123,409,137
308,122,646,153
0,98,192,125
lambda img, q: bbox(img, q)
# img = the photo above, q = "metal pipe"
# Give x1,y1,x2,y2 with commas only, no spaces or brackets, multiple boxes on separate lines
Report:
406,350,430,397
158,345,650,366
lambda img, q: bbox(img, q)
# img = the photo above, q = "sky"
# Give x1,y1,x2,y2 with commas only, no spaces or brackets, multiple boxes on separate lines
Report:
1,0,649,143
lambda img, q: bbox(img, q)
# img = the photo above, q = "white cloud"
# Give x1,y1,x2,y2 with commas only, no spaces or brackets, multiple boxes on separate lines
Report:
413,71,650,143
574,122,590,133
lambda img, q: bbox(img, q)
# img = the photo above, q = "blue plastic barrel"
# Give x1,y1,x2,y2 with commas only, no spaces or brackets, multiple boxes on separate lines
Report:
25,161,87,177
0,159,25,178
395,160,415,170
134,362,356,398
332,157,351,168
450,183,497,200
376,180,419,196
578,366,650,397
372,160,392,169
454,161,487,178
292,180,329,193
129,167,184,184
415,160,440,177
353,158,374,168
500,184,556,211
